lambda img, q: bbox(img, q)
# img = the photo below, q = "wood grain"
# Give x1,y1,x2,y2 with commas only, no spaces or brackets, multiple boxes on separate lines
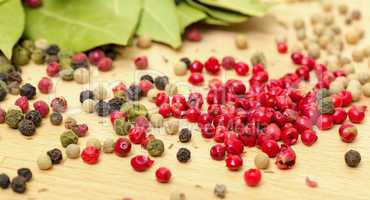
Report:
1,1,370,199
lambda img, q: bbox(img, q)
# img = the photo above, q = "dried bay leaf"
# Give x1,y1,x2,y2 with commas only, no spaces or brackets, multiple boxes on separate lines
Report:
24,0,142,52
177,1,207,32
0,0,25,59
197,0,270,17
137,0,181,48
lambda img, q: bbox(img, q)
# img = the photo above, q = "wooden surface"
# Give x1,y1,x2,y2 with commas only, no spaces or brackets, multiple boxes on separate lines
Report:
1,1,370,200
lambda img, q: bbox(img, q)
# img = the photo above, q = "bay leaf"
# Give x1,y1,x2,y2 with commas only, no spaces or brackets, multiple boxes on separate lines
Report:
25,0,142,52
0,0,25,59
204,17,230,26
186,0,247,23
197,0,270,17
177,1,206,33
137,0,181,48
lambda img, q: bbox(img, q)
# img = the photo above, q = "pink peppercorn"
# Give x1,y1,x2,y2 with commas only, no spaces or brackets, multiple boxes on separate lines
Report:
275,144,296,170
110,111,126,124
331,94,343,107
189,60,203,73
210,144,226,161
37,77,53,94
332,107,347,124
222,56,236,70
338,123,358,143
225,138,244,155
159,103,172,118
348,105,366,124
50,97,68,113
88,49,105,64
281,127,299,145
188,73,204,85
33,100,49,118
46,62,60,77
301,129,317,146
261,139,280,158
244,169,262,187
205,57,221,74
135,116,150,130
134,56,148,69
277,42,288,54
155,92,170,107
72,53,88,63
225,154,243,171
97,57,113,71
0,108,6,123
263,123,281,141
23,0,42,8
74,124,89,137
186,107,200,122
128,127,147,144
338,90,352,107
81,146,100,165
131,155,154,172
234,62,249,76
138,80,153,95
291,52,304,65
15,96,29,113
200,123,216,139
114,138,132,157
112,82,127,96
155,167,172,183
185,28,202,42
316,114,334,130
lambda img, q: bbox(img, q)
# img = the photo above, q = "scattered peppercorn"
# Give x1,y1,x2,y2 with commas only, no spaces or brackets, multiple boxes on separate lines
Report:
170,191,186,200
79,90,94,103
150,113,163,128
82,99,95,113
318,97,334,114
345,149,361,168
114,119,132,136
18,119,36,136
140,74,154,83
5,109,23,129
0,87,7,101
235,34,248,49
46,44,60,55
136,36,152,49
86,138,102,150
50,97,68,113
125,103,148,122
0,108,6,123
60,68,74,81
179,128,192,143
174,61,188,76
93,84,108,100
20,83,36,100
126,84,143,101
214,184,227,199
154,76,169,90
64,117,77,129
103,138,115,153
37,154,53,170
25,110,42,127
60,131,78,148
250,51,266,66
50,112,63,125
17,168,32,182
108,97,125,112
95,100,111,117
165,83,178,96
165,119,179,135
254,153,270,169
0,173,10,189
47,148,63,164
65,144,80,159
147,139,165,157
11,176,27,193
176,148,191,163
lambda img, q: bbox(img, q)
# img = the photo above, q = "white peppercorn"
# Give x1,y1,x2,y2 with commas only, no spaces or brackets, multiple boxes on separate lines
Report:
254,153,270,169
150,113,164,128
37,154,52,170
65,144,80,159
93,83,108,100
313,24,325,37
329,80,345,94
318,35,330,49
310,14,323,25
307,43,321,59
336,76,349,88
234,34,248,50
164,119,179,135
323,14,334,26
103,138,115,153
364,46,370,57
73,68,90,84
346,29,360,45
86,138,102,150
291,43,303,52
338,4,348,15
293,18,305,30
165,83,178,96
342,64,355,75
136,36,152,49
82,99,95,113
357,71,370,85
362,83,370,97
347,73,359,81
214,184,227,199
35,39,48,50
321,1,333,12
352,49,364,62
147,89,159,102
174,61,188,76
347,80,362,101
338,56,351,67
296,29,306,41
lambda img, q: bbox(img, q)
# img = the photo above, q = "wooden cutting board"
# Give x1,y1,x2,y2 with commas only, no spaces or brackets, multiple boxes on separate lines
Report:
1,0,369,199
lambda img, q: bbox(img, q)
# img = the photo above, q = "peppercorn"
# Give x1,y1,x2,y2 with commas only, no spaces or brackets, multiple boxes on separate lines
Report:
0,108,5,123
64,117,77,129
95,100,111,117
5,109,23,129
316,89,331,101
0,173,10,189
65,144,80,159
46,44,60,55
31,48,46,64
0,73,8,83
82,99,95,113
254,153,270,169
165,83,178,96
108,97,125,112
18,119,36,136
362,83,370,97
318,97,334,114
73,68,90,84
86,138,102,150
7,81,20,95
93,83,108,100
103,138,115,153
50,112,63,125
165,119,179,135
12,46,31,66
25,110,42,127
154,76,169,90
47,148,63,164
124,103,148,121
126,84,143,101
114,119,132,136
7,70,22,83
60,131,78,148
20,83,36,100
147,89,159,102
147,139,165,157
60,68,74,81
11,176,27,193
136,36,152,49
0,87,7,101
177,148,191,163
174,61,188,76
79,90,94,103
17,168,32,182
214,184,227,199
37,154,52,170
235,34,248,49
179,128,192,143
140,74,154,83
344,149,361,167
150,113,163,128
250,51,266,66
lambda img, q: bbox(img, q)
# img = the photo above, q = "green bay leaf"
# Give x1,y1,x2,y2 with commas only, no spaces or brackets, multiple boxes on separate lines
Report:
0,0,25,59
197,0,270,17
177,1,206,33
186,0,247,24
25,0,142,52
204,17,230,26
137,0,181,48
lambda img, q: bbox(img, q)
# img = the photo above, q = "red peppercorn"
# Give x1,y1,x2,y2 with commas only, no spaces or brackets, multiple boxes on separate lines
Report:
128,127,147,144
205,57,221,74
37,77,53,94
112,82,127,95
234,62,249,76
23,0,42,8
81,146,100,165
155,167,172,183
263,123,281,141
75,124,89,137
291,52,304,65
210,144,226,161
301,129,317,146
275,144,296,170
200,123,216,139
186,107,200,122
214,126,227,143
316,114,334,130
295,116,313,133
114,138,132,157
15,96,29,113
170,102,186,119
72,53,88,63
348,105,366,124
33,100,49,118
186,28,202,42
301,57,316,70
46,62,60,77
225,154,243,171
135,116,150,130
222,56,236,70
134,56,148,69
188,73,204,85
277,42,288,54
88,49,105,64
331,94,343,107
172,94,187,105
130,155,154,172
138,80,153,95
50,97,68,113
110,111,126,124
239,128,257,147
244,169,262,187
338,124,357,143
338,90,352,107
187,92,203,109
261,139,280,158
188,60,203,73
159,103,172,118
332,107,347,124
154,92,169,107
225,137,244,155
97,57,113,71
252,64,265,74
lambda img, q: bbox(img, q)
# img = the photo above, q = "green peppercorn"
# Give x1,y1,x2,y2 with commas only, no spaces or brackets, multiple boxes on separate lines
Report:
17,168,32,182
345,150,361,168
176,148,191,163
5,109,24,129
0,80,7,91
25,110,42,127
147,139,165,157
114,118,132,136
18,119,36,136
50,112,63,125
12,46,31,66
316,88,331,102
21,40,35,52
318,97,334,114
179,128,192,143
7,81,20,95
60,131,79,148
60,68,74,81
47,148,63,164
250,51,266,66
31,49,46,64
11,176,27,193
124,103,148,122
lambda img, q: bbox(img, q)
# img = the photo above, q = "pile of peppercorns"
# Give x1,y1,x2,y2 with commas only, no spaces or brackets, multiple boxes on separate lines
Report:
0,168,32,194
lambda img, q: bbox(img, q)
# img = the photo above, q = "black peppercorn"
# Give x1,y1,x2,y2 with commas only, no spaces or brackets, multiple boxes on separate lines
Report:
0,73,8,83
345,149,361,168
20,83,36,100
154,76,169,90
79,90,95,103
50,112,63,125
140,74,154,83
11,176,26,193
17,168,32,182
179,128,192,143
108,97,125,112
95,100,111,117
25,110,42,127
46,44,60,55
0,87,7,101
176,147,191,163
125,84,143,101
71,60,89,70
102,45,118,60
18,119,36,136
0,173,10,189
180,57,191,67
47,148,63,164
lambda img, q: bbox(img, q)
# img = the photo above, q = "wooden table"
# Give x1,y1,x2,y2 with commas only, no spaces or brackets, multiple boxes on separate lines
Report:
1,1,370,199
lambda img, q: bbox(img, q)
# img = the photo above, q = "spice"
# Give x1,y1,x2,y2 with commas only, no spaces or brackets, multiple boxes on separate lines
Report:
250,51,266,66
108,97,125,112
176,148,191,163
114,119,132,136
345,28,360,45
293,18,305,30
60,68,74,81
125,103,148,121
214,184,226,199
126,84,143,101
235,34,248,49
136,36,152,49
0,173,10,189
150,113,164,128
81,146,100,165
33,100,49,118
275,144,296,169
47,62,61,77
165,83,178,96
72,124,88,137
82,99,95,113
102,138,115,153
140,74,154,83
12,46,30,66
15,96,29,113
130,155,154,172
134,56,149,69
174,61,188,76
0,108,5,123
73,68,90,84
11,176,27,193
352,48,364,62
351,9,361,20
155,167,172,183
51,97,68,113
0,87,7,101
338,4,348,15
37,77,53,95
362,83,370,97
65,144,80,159
244,169,262,187
348,105,366,124
165,119,179,135
147,89,159,102
20,83,36,100
93,83,108,100
147,139,165,157
154,76,169,90
329,80,345,94
50,112,63,125
114,138,132,157
60,131,78,148
339,124,357,143
301,129,318,146
17,168,32,182
18,119,36,136
254,153,270,169
139,80,153,96
296,29,306,41
170,191,186,200
64,117,77,129
179,128,192,143
25,110,42,127
46,44,60,55
37,154,52,170
188,73,204,85
345,150,361,168
347,80,362,101
97,57,113,71
86,138,102,150
226,155,243,171
32,48,46,64
186,28,202,42
318,97,334,114
79,90,95,103
95,100,111,117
